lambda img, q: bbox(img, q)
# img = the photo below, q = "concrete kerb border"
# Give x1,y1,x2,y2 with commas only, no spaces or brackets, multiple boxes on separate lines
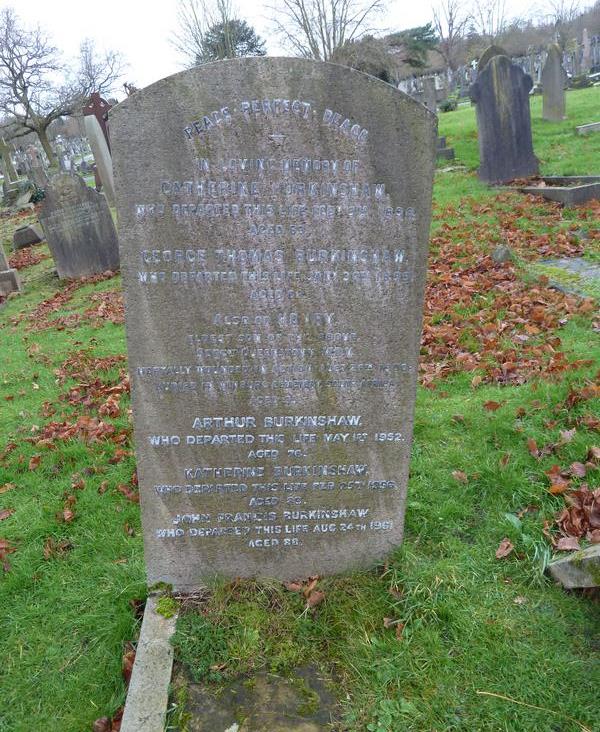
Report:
121,594,178,732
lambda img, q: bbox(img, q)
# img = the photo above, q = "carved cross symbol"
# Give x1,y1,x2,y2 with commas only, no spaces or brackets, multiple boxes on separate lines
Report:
83,92,113,150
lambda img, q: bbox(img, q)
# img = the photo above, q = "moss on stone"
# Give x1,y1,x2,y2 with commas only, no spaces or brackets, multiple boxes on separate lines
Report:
156,595,180,619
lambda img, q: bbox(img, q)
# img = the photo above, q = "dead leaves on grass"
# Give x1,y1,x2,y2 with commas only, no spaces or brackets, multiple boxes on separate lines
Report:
422,194,597,388
285,575,326,610
8,246,48,270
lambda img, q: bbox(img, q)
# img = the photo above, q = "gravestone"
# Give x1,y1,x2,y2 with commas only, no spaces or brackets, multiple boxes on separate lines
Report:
84,114,116,205
83,92,113,149
470,55,539,184
38,173,120,278
0,245,20,296
422,77,437,113
0,137,17,183
25,144,48,189
478,45,507,71
13,223,43,250
110,57,437,590
542,44,567,121
581,28,591,73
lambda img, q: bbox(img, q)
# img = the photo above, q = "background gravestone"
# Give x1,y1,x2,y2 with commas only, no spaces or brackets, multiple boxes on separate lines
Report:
0,244,20,296
542,44,568,121
84,114,116,205
110,57,437,591
470,55,539,184
422,77,437,113
477,45,507,71
39,173,120,278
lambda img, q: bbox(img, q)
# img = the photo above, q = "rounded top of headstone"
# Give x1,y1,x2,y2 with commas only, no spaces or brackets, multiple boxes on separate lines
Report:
109,56,436,122
478,45,508,71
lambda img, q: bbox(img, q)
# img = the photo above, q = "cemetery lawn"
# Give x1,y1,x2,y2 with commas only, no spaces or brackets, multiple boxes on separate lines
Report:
0,88,598,732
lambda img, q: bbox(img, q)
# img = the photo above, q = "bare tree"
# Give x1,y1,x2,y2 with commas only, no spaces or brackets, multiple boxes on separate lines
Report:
542,0,580,47
470,0,508,43
432,0,471,70
268,0,386,61
0,9,123,165
77,39,124,95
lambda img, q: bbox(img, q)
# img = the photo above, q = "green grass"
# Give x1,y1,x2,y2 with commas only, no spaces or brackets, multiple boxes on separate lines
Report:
0,89,599,732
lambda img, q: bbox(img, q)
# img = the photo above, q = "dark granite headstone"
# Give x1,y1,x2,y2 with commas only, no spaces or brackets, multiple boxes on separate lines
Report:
542,44,568,121
38,173,120,278
110,57,437,590
470,55,539,184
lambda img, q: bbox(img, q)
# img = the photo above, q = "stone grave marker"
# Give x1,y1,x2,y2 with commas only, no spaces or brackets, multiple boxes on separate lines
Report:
0,245,20,296
470,54,539,184
38,173,120,278
422,77,437,113
542,44,567,121
581,28,591,73
83,92,113,149
84,114,116,206
477,45,507,71
110,57,437,591
13,223,43,250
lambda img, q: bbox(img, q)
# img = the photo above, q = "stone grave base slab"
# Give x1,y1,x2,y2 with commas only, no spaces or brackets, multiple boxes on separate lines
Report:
548,545,600,588
576,121,600,135
176,665,339,731
120,595,178,732
0,268,21,296
518,176,600,206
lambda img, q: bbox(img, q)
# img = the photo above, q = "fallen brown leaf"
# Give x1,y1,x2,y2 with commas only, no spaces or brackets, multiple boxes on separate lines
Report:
495,538,514,559
0,508,15,521
556,536,580,551
306,589,325,609
483,400,504,411
122,642,136,685
28,454,41,471
452,470,468,483
569,462,587,478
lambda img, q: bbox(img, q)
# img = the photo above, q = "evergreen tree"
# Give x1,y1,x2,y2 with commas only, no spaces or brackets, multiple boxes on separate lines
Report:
197,19,266,63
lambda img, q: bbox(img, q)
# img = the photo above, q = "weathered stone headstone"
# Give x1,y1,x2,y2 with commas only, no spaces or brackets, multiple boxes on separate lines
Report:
25,144,48,189
0,137,17,183
542,44,567,121
110,58,437,590
0,245,20,296
581,28,591,73
436,136,455,160
38,173,120,278
470,55,539,184
422,77,437,113
478,45,507,71
13,223,43,250
84,114,116,206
